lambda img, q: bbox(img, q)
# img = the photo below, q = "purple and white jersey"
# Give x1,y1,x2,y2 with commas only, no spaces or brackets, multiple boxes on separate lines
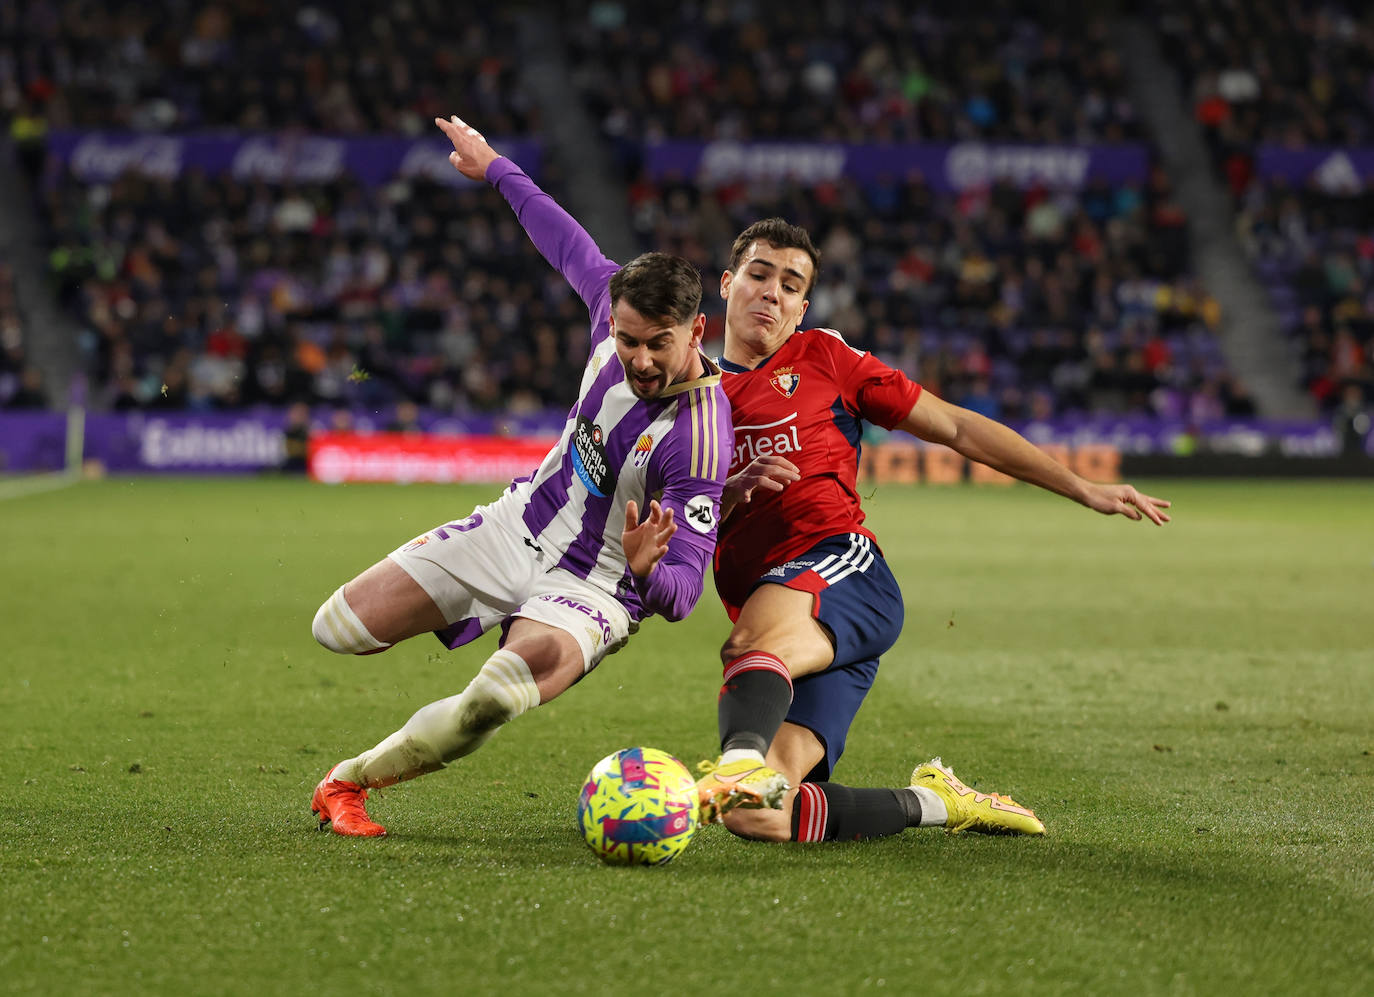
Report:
487,158,732,623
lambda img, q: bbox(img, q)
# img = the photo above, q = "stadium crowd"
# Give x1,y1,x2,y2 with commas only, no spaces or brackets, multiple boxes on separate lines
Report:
568,0,1142,147
41,167,592,413
1237,176,1374,413
0,1,535,135
1,0,1280,427
1155,0,1374,194
569,0,1242,423
631,165,1244,423
1151,0,1374,413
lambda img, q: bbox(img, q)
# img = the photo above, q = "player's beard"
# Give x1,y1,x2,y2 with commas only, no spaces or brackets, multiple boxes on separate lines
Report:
625,369,664,399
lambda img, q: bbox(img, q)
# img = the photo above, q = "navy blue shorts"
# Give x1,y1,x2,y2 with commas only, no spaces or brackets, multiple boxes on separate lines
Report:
749,532,905,781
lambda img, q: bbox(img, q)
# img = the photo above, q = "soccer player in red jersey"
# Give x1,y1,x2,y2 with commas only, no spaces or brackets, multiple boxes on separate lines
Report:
697,219,1171,842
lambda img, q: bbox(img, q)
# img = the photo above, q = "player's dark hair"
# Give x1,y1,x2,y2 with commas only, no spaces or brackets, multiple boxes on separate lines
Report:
609,252,703,325
728,218,821,295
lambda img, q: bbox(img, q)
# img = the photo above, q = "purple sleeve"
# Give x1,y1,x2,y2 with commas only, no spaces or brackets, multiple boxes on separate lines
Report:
486,157,619,317
634,381,734,621
632,543,712,624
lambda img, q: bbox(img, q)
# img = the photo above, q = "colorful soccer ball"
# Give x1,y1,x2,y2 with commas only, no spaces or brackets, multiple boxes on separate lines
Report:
577,746,699,866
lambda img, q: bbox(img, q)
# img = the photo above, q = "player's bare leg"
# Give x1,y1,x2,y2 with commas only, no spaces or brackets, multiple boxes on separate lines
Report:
721,583,834,678
697,585,833,821
343,558,449,645
311,558,448,656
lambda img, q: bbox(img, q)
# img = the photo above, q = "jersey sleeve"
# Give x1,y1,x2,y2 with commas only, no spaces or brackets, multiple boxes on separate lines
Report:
486,157,619,333
820,328,923,430
634,384,734,622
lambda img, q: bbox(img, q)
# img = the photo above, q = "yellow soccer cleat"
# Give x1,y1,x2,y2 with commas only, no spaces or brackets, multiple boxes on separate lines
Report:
911,757,1045,835
694,756,790,825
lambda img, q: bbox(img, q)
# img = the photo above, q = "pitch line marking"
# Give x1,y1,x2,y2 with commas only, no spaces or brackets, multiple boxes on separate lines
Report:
0,471,80,501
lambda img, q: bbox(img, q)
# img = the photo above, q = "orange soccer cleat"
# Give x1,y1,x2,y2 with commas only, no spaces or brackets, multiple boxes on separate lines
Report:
311,765,387,837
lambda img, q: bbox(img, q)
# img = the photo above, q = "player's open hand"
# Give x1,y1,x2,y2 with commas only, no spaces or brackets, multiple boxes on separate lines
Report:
434,114,499,182
722,455,800,519
623,499,677,578
1084,483,1172,525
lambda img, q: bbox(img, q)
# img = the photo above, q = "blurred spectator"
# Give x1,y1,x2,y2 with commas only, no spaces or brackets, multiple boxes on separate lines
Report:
0,261,43,409
280,399,311,473
387,399,422,434
9,98,48,184
5,365,49,409
1333,382,1372,455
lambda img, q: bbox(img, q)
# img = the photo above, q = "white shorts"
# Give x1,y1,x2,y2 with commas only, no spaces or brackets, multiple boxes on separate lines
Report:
387,487,635,672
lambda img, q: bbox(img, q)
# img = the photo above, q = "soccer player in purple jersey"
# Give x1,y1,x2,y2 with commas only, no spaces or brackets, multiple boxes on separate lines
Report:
308,115,738,837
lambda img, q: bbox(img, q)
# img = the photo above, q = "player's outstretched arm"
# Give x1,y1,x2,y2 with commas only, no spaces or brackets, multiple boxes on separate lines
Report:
433,113,616,312
897,391,1171,524
434,114,500,181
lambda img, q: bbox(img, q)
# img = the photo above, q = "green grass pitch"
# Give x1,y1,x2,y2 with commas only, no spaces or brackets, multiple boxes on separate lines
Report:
2,476,1372,995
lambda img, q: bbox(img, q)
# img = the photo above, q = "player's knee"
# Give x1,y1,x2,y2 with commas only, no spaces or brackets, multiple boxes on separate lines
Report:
312,586,389,655
719,631,752,666
722,804,793,843
461,650,540,733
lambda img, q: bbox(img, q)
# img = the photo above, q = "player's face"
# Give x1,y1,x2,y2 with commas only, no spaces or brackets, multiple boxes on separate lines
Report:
720,241,813,345
610,301,707,400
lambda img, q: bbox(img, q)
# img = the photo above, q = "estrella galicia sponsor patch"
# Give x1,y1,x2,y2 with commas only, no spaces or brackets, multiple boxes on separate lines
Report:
571,415,615,497
684,494,716,533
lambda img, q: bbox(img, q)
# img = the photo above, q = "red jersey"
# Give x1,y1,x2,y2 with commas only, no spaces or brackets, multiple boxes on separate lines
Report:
713,327,922,616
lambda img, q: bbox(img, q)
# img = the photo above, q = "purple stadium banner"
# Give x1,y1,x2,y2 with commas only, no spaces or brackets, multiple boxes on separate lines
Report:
1253,146,1374,193
643,140,1150,191
0,412,67,472
83,412,290,472
43,131,542,187
1006,416,1349,458
0,411,1363,474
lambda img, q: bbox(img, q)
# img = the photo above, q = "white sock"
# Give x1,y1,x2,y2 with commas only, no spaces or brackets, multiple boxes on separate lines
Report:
336,649,540,788
719,747,766,766
313,586,389,655
908,785,948,826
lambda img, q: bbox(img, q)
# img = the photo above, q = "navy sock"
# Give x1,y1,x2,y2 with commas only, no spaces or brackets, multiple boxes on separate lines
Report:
717,652,793,756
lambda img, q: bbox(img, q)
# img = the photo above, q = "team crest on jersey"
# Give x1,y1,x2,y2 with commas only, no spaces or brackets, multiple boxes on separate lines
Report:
572,415,615,497
632,433,654,468
770,367,800,397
